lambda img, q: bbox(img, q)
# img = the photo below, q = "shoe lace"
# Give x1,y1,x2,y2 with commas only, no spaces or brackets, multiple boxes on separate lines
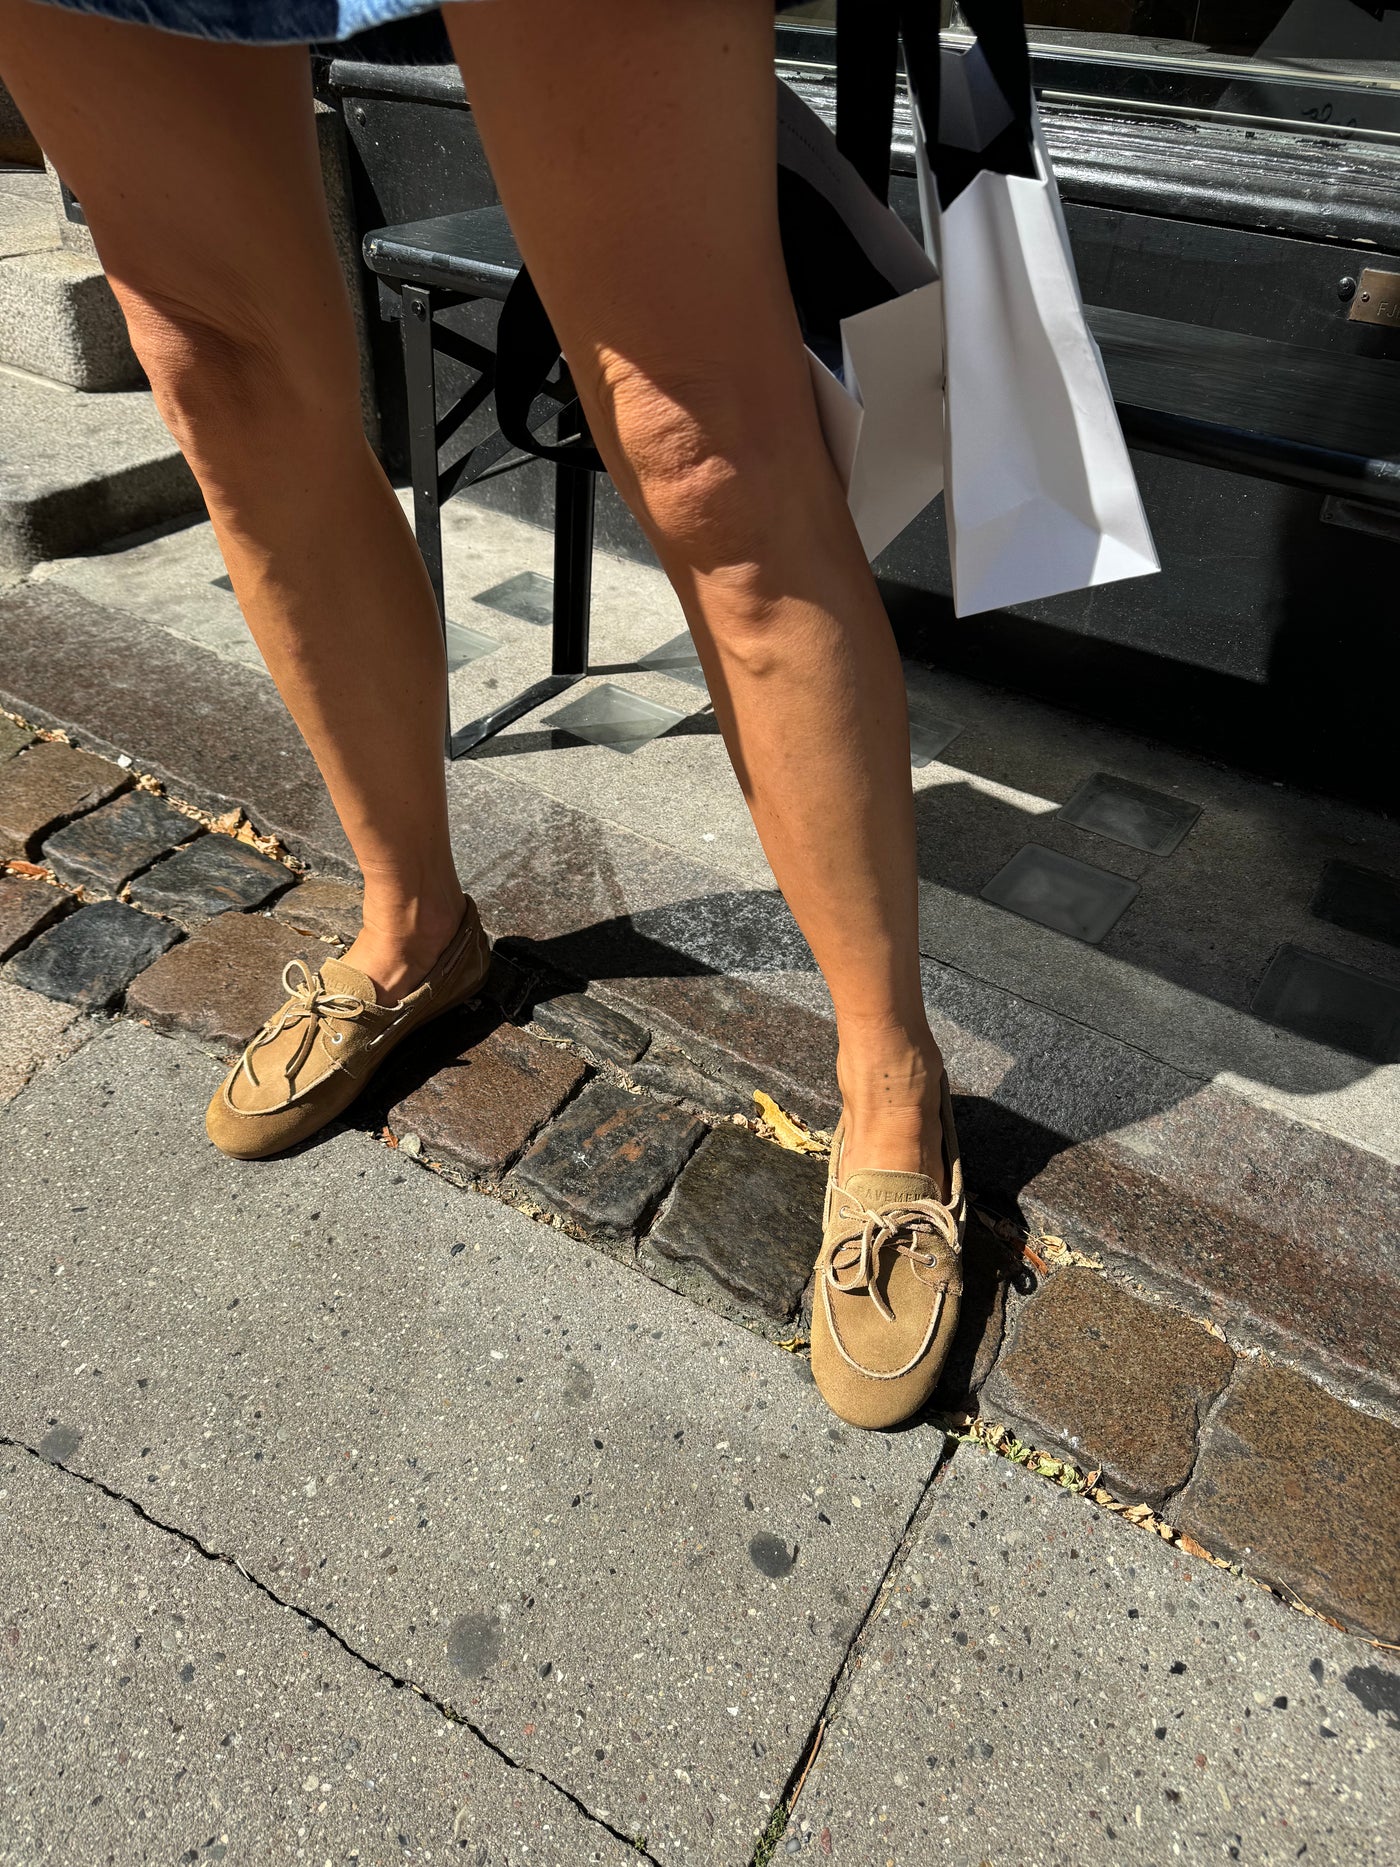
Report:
239,959,367,1092
823,1195,960,1325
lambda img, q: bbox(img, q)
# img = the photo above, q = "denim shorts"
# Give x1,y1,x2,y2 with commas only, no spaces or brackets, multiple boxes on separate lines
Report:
29,0,808,44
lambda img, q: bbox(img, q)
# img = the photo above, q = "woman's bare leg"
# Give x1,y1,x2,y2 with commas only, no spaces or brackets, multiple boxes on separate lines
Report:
445,0,945,1181
0,4,463,1001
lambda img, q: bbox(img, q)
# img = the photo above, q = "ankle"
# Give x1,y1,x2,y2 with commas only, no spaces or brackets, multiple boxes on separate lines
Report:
344,882,465,1003
835,1026,947,1186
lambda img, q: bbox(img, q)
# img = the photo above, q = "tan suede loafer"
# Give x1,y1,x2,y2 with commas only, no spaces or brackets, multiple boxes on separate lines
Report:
811,1074,966,1431
205,895,490,1161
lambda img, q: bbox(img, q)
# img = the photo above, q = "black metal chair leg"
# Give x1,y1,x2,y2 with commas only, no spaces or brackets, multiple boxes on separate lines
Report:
447,407,596,759
551,411,595,678
400,282,451,754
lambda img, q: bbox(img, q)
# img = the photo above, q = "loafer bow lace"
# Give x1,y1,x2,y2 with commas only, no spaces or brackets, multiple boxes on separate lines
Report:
821,1193,960,1379
238,958,369,1095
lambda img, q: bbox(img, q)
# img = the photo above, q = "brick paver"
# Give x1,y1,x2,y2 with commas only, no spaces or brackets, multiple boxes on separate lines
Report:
981,1268,1234,1506
125,910,311,1051
0,741,129,859
5,899,180,1010
42,788,198,893
510,1079,706,1235
387,1008,588,1179
1177,1358,1400,1644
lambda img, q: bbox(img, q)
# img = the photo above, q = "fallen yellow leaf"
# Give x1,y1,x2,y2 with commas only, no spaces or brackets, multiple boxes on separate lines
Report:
752,1091,825,1154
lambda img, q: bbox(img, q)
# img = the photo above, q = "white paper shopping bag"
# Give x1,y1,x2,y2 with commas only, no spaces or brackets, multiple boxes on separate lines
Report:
908,18,1159,618
777,80,945,562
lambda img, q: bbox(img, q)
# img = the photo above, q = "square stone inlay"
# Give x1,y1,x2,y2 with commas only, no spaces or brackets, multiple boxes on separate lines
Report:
545,682,684,756
982,844,1138,944
1058,771,1201,856
640,631,708,692
908,713,963,769
1252,944,1400,1064
472,570,553,627
444,620,499,672
1312,860,1400,951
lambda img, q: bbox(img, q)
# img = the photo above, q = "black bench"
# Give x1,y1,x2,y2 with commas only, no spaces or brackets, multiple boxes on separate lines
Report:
364,204,1400,757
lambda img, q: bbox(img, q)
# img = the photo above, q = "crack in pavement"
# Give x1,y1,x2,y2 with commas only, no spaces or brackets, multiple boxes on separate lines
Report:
1,1430,662,1866
743,1431,962,1866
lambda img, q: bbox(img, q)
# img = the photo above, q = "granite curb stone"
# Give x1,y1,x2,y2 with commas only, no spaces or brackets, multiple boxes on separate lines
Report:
41,786,199,893
4,897,181,1010
528,987,650,1065
510,1077,708,1236
125,909,312,1052
650,1123,824,1320
1177,1357,1400,1644
271,874,364,943
128,832,293,921
0,1448,635,1866
801,1446,1400,1866
386,1007,590,1179
0,872,73,961
0,739,129,859
981,1267,1235,1507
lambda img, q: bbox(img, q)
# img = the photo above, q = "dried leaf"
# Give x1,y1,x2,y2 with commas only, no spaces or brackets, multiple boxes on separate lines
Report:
4,860,50,879
1177,1533,1212,1561
752,1091,825,1154
211,808,243,835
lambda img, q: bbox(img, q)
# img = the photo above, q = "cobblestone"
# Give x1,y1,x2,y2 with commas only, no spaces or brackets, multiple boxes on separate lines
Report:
387,1008,588,1179
5,898,180,1010
271,876,363,945
127,834,292,921
0,873,73,961
0,740,128,859
527,988,650,1066
0,716,31,762
631,1042,752,1116
650,1123,823,1320
41,788,197,893
125,910,310,1052
510,1078,706,1235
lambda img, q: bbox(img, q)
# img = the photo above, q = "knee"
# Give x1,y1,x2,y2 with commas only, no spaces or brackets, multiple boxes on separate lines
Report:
116,281,359,487
595,356,794,613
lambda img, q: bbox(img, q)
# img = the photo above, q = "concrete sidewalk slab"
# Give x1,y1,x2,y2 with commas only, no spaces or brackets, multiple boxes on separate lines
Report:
0,975,87,1104
799,1446,1400,1866
0,1021,945,1863
0,1447,634,1866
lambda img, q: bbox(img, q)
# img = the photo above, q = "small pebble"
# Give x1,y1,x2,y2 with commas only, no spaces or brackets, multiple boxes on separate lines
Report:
399,1134,422,1158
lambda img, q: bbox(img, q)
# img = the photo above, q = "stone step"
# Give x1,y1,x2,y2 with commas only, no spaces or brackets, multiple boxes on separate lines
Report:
0,374,199,573
0,245,140,390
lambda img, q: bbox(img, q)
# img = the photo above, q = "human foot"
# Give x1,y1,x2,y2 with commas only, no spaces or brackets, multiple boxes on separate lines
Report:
340,887,470,1004
205,895,490,1160
834,1038,951,1199
810,1072,965,1431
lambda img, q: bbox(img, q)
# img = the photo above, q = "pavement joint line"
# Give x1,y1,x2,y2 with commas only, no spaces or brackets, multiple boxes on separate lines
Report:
746,1431,962,1866
0,1428,664,1865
